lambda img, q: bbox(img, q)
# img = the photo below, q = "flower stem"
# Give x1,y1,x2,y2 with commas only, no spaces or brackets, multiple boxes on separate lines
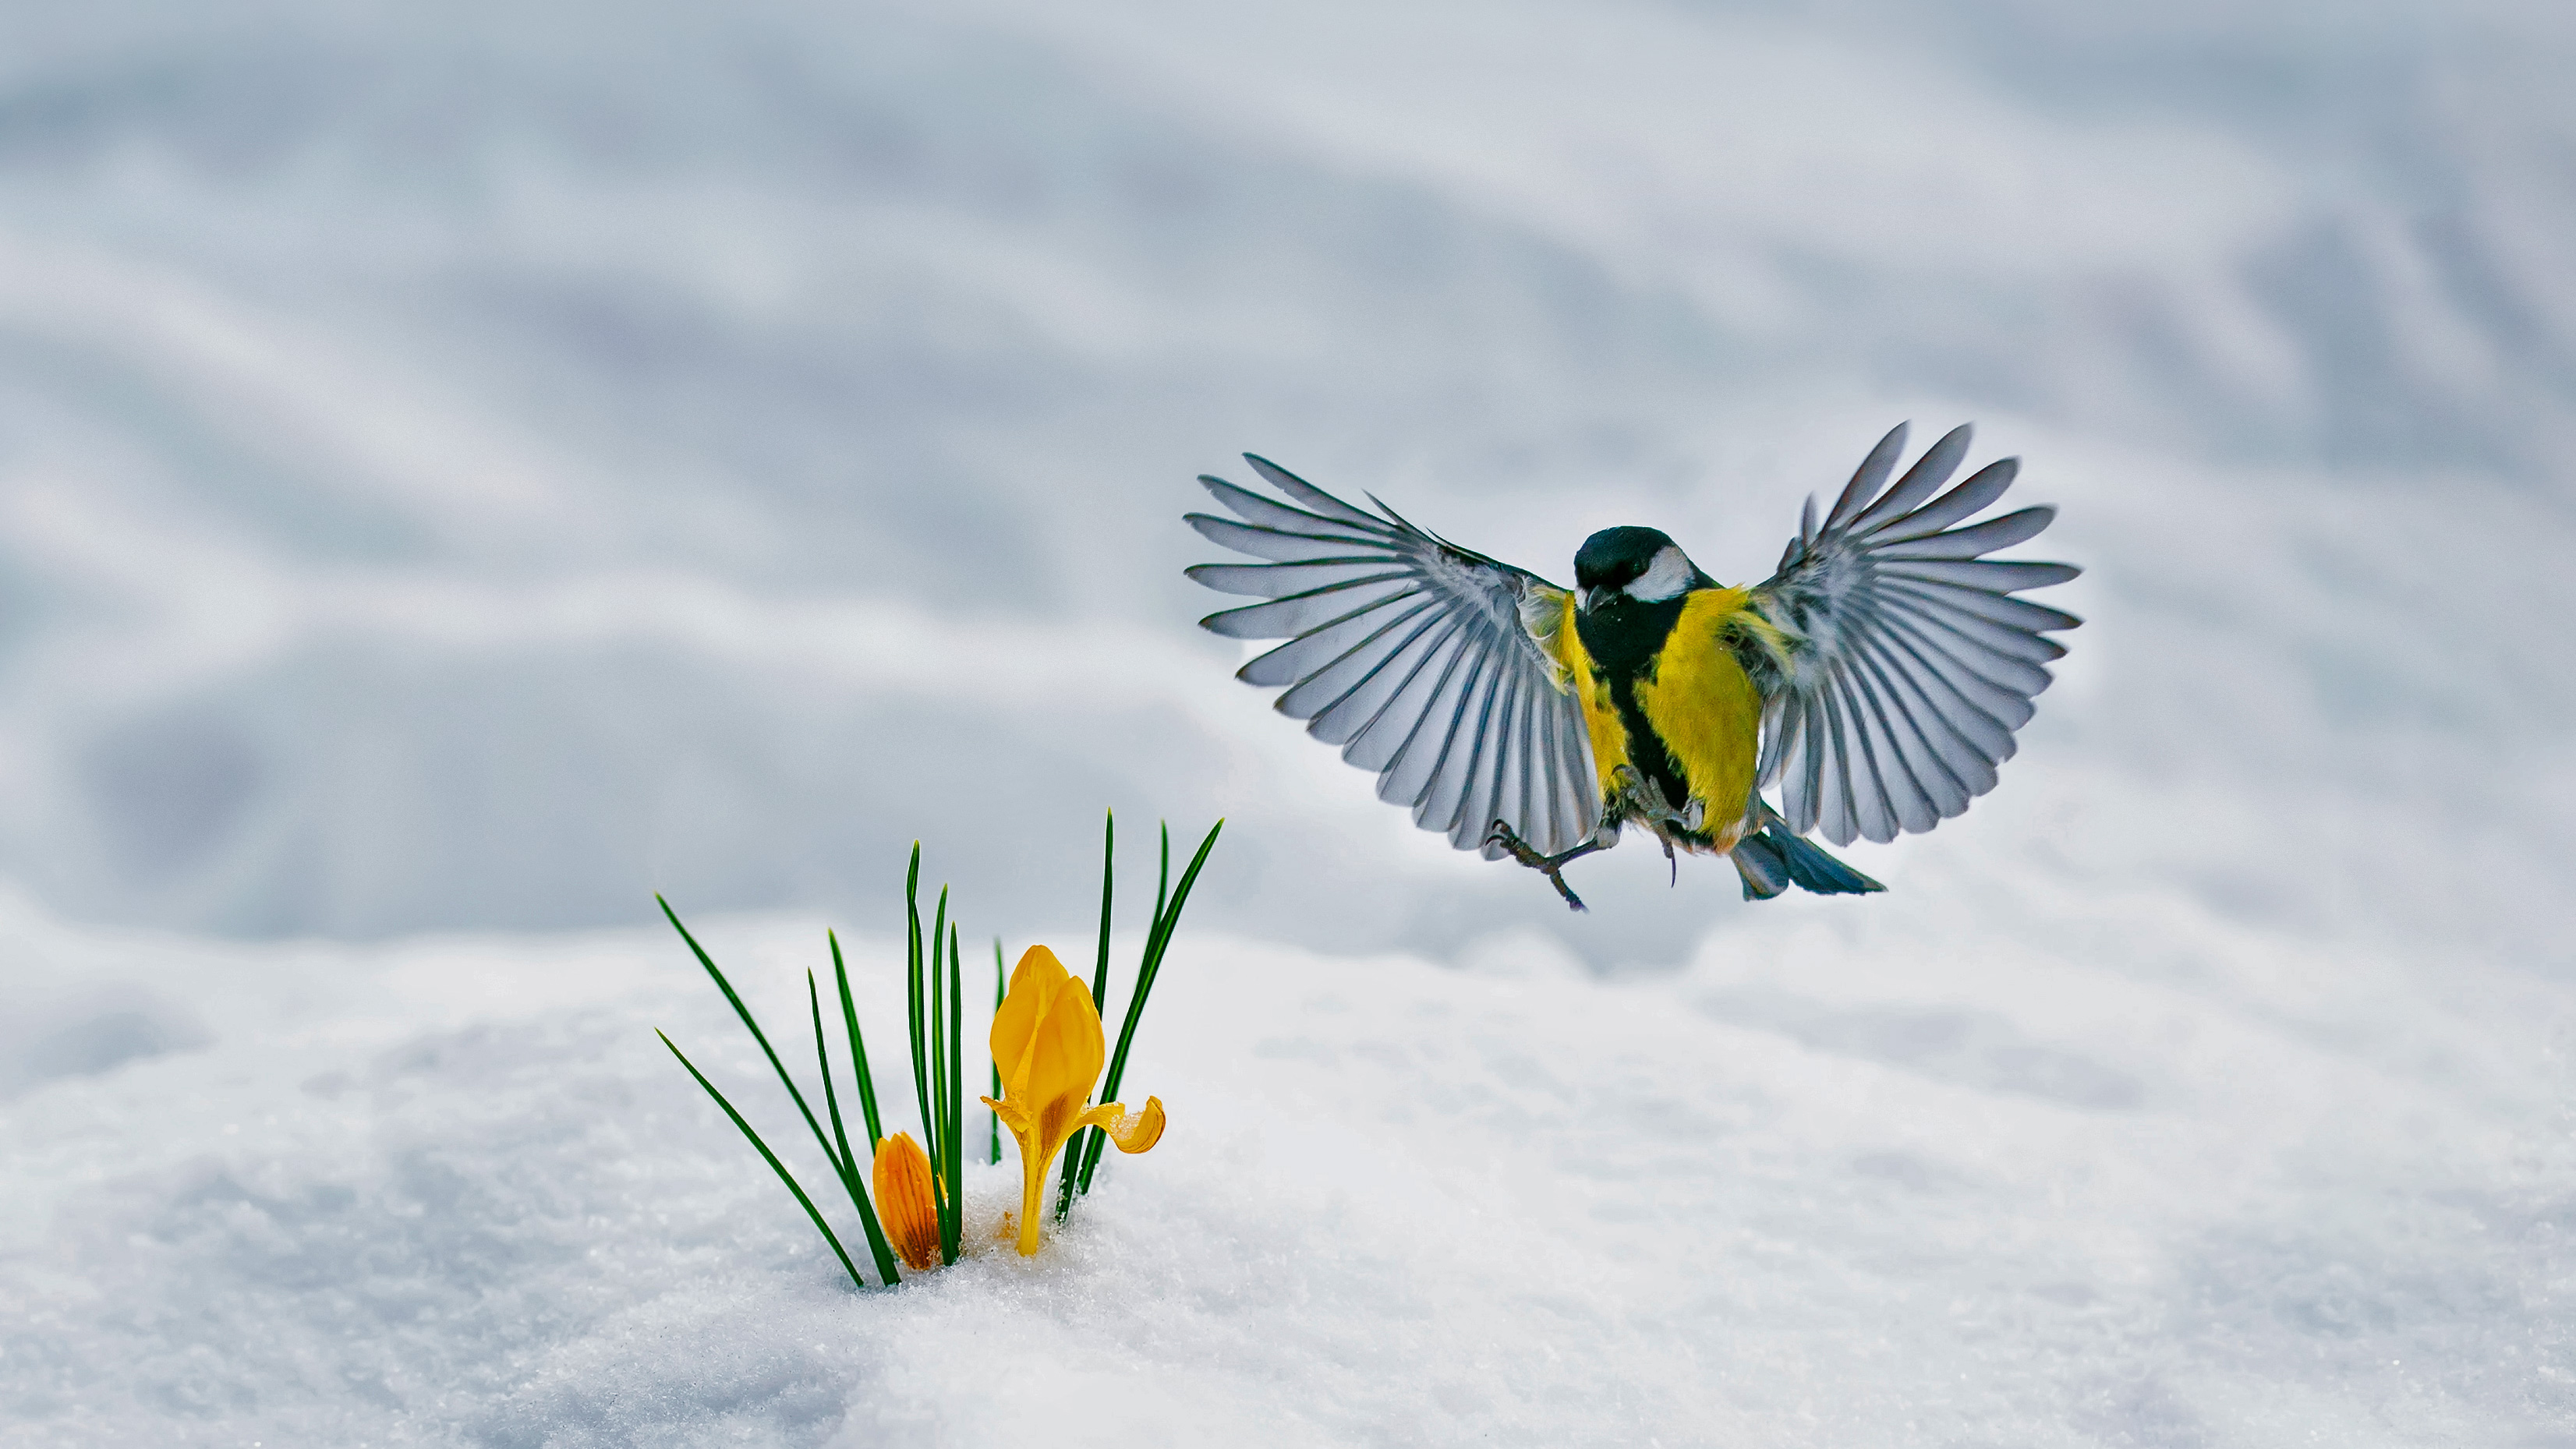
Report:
1017,1143,1048,1256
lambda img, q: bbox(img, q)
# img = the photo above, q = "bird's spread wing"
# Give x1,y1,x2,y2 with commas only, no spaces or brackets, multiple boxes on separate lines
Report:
1186,455,1601,858
1743,423,2081,847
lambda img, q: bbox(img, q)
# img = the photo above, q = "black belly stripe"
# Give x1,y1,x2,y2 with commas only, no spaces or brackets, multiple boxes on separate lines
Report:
1605,672,1693,815
1576,593,1706,836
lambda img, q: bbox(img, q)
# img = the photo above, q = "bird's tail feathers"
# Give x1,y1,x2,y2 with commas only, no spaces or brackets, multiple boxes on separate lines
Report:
1729,808,1886,901
1730,832,1792,900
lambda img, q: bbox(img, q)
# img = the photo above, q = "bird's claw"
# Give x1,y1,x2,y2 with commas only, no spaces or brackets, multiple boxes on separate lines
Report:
1486,818,1590,913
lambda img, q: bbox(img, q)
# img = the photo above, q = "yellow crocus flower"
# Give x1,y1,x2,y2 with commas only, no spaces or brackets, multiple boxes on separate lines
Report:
981,944,1164,1256
871,1131,941,1271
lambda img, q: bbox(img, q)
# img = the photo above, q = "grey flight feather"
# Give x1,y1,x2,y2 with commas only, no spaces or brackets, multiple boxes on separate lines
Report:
1743,423,2082,847
1186,455,1601,858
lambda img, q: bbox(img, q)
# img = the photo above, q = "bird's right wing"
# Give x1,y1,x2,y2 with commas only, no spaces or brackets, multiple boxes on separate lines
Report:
1744,423,2082,846
1185,455,1601,858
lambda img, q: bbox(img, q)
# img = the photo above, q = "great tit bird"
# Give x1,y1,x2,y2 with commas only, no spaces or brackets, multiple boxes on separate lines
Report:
1184,423,2080,910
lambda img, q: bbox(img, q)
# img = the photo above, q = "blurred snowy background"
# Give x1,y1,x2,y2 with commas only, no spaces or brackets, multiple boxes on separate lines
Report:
3,0,2569,967
4,0,2574,1443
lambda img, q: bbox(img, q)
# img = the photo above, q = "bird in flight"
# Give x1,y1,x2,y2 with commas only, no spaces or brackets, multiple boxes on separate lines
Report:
1183,424,2081,911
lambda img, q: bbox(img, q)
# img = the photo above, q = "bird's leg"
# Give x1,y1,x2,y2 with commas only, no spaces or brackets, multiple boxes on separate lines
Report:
1486,819,1614,913
1488,769,1651,911
1611,765,1693,887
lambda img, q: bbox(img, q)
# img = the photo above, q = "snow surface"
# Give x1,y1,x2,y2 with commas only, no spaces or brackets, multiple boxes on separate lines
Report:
5,881,2569,1444
4,0,2575,1441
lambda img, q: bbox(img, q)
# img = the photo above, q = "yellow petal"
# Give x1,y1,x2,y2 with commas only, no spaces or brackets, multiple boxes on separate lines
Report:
979,1093,1033,1139
1025,965,1106,1125
985,943,1124,1257
870,1132,942,1271
989,945,1071,1099
1075,1095,1166,1154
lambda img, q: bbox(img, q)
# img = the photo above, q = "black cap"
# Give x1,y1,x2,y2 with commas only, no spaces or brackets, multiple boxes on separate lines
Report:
1573,526,1674,591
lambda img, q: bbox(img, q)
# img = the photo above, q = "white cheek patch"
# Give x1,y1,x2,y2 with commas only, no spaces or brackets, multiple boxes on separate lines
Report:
1625,545,1694,602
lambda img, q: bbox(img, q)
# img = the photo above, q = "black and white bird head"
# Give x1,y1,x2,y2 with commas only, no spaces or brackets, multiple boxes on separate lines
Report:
1573,526,1702,613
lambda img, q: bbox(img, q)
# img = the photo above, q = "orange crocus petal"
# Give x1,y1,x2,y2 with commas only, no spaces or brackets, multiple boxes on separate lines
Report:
1077,1095,1165,1154
871,1132,942,1271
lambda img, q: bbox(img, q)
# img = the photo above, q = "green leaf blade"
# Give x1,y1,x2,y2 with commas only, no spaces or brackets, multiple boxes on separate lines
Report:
830,931,885,1151
1082,818,1220,1194
660,1030,876,1290
659,896,851,1193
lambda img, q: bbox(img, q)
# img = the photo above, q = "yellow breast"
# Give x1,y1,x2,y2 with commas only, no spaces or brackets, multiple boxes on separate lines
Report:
1547,587,1763,849
1634,588,1764,847
1546,589,1631,795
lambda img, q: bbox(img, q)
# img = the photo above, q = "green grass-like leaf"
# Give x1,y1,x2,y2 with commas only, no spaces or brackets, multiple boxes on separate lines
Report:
1056,808,1118,1222
900,855,969,1267
904,849,930,1200
1092,809,1116,1004
660,896,842,1177
659,1030,869,1292
660,897,901,1285
811,970,859,1192
803,970,904,1284
1080,818,1222,1194
926,909,952,1264
943,921,964,1263
929,887,949,1192
830,931,885,1151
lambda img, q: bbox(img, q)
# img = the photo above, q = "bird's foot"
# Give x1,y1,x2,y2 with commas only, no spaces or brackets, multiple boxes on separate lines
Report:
1612,765,1693,887
1486,819,1592,913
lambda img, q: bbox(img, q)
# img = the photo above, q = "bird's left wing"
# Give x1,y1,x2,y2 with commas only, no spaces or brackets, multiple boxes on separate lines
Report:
1743,423,2082,846
1185,455,1601,858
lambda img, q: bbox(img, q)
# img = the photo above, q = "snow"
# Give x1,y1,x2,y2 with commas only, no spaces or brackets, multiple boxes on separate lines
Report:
4,0,2575,1441
5,881,2567,1444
